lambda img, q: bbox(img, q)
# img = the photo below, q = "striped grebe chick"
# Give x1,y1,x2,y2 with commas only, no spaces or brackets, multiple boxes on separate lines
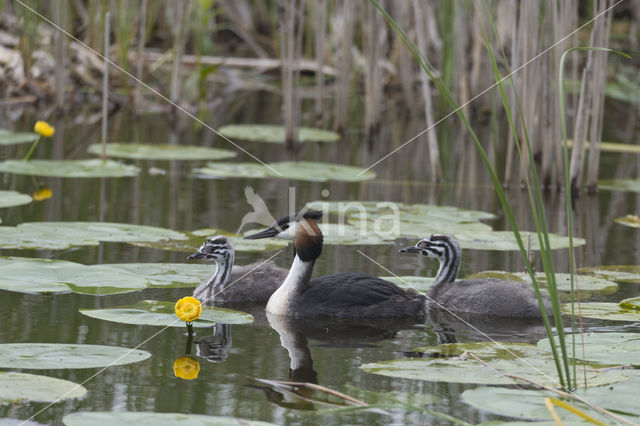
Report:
188,236,288,305
244,210,427,319
400,234,552,319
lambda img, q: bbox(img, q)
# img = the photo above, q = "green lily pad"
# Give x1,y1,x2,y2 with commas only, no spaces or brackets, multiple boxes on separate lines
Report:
63,412,277,426
561,302,640,322
0,371,87,404
0,159,140,177
0,222,187,250
614,214,640,228
599,179,640,193
0,190,32,208
362,341,630,387
318,223,396,245
537,333,640,366
453,231,586,251
0,344,150,369
467,271,618,294
218,124,339,143
462,380,640,423
620,297,640,310
80,300,253,327
379,276,434,292
87,143,237,161
0,129,39,145
108,263,212,287
580,265,640,284
194,161,376,182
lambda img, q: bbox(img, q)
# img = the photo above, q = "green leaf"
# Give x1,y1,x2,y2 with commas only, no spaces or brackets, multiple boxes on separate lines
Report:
620,297,640,310
63,412,278,426
598,179,640,193
614,214,640,228
318,223,396,245
0,190,32,208
108,263,212,287
87,143,237,161
0,129,39,145
80,300,253,327
379,276,434,292
0,344,151,369
218,124,339,143
561,302,640,322
0,371,87,404
0,159,140,177
466,271,618,294
537,333,640,366
580,265,640,284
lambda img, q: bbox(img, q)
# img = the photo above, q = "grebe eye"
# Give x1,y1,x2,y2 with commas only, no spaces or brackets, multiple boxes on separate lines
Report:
281,223,289,230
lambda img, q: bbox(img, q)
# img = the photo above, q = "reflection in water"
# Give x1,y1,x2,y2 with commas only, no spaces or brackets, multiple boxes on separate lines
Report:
173,329,200,380
195,323,233,363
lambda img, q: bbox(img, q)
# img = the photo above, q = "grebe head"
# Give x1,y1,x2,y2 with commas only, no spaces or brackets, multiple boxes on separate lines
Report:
399,234,460,261
188,236,234,262
244,210,324,261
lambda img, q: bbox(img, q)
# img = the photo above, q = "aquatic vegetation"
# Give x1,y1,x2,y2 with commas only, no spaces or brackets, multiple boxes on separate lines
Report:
0,129,39,145
598,179,640,193
218,124,339,143
619,297,640,310
31,187,52,201
33,120,54,137
580,265,640,284
614,214,640,228
379,276,434,292
466,271,618,294
0,159,140,177
87,143,237,161
173,356,200,380
562,302,640,322
175,296,202,322
0,344,151,369
63,412,278,426
0,190,32,208
537,333,640,366
0,372,87,404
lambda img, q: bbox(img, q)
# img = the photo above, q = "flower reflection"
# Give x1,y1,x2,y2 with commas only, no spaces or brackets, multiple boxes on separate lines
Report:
173,356,200,380
32,187,52,201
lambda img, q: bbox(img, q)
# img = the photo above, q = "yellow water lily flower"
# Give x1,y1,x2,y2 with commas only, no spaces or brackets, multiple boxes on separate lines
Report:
175,296,202,322
173,356,200,380
33,121,55,138
32,187,52,201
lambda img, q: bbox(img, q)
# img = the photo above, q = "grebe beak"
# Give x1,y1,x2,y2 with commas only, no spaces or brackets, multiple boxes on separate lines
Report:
188,251,204,259
244,226,280,239
399,246,420,254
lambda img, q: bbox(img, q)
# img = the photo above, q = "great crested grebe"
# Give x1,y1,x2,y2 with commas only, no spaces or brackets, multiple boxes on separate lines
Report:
400,234,553,318
244,210,427,319
188,236,288,305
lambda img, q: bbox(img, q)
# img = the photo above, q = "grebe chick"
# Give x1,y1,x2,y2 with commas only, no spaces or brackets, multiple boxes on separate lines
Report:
400,234,552,319
244,210,427,319
188,236,288,305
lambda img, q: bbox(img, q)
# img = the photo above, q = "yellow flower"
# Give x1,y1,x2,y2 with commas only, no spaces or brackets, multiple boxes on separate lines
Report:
175,296,202,322
32,187,52,201
173,356,200,380
33,121,55,138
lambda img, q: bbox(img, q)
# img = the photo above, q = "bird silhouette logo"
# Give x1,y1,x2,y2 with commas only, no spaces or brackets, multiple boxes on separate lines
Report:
236,186,277,234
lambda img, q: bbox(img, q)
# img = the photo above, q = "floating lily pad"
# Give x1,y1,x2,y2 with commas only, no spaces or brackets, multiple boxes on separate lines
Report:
620,297,640,310
462,380,640,423
361,341,630,387
80,300,253,327
0,222,187,250
379,276,434,292
87,143,237,161
0,190,31,208
466,271,618,294
580,265,640,284
63,412,277,426
0,159,140,177
614,214,640,228
0,129,38,145
0,371,87,404
318,223,396,245
0,344,150,369
453,231,586,251
598,179,640,193
218,124,339,143
561,302,640,322
194,161,375,182
108,263,212,287
537,332,640,366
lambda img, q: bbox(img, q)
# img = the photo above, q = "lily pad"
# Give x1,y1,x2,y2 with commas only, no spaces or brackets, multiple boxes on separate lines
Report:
0,159,140,177
63,412,277,426
379,276,434,292
614,214,640,228
80,300,253,327
361,341,630,387
598,179,640,193
466,271,618,294
0,190,31,208
620,297,640,310
453,231,585,251
109,263,213,287
87,143,237,161
194,161,376,182
218,124,339,143
561,302,640,322
0,222,187,250
0,344,150,369
537,332,640,366
462,380,640,423
318,223,396,245
0,371,87,404
0,129,39,145
580,265,640,284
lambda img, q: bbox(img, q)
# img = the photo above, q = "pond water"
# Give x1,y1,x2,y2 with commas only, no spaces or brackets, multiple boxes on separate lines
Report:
0,91,639,425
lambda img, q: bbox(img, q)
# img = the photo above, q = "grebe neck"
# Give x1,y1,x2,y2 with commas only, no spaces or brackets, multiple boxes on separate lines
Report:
266,254,315,316
433,245,460,285
206,250,234,297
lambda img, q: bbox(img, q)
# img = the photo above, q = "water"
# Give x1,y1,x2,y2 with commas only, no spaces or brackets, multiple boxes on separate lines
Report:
0,93,639,425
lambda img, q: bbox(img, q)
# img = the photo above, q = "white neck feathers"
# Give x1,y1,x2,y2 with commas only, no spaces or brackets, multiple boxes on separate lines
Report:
266,254,314,316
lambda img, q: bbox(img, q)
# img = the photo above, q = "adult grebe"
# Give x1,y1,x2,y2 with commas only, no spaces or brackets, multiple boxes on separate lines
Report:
244,210,427,319
188,236,288,305
400,234,553,318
